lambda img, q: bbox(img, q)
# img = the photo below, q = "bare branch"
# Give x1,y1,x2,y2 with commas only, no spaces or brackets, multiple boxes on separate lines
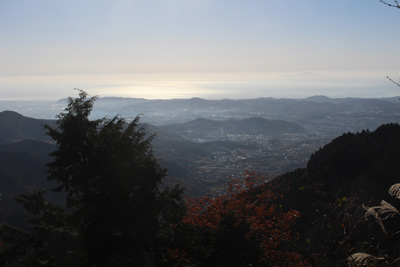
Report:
386,76,400,87
380,0,400,9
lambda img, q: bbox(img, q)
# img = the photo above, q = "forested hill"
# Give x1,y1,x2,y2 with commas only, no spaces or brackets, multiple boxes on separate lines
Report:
0,111,53,143
276,123,400,207
268,123,400,266
2,108,400,265
307,123,400,197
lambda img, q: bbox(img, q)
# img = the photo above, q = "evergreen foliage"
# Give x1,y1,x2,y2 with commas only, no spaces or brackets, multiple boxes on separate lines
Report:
1,91,400,266
0,90,184,266
268,124,400,266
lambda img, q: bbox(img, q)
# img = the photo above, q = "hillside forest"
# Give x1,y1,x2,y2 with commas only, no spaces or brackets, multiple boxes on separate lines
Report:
0,90,400,266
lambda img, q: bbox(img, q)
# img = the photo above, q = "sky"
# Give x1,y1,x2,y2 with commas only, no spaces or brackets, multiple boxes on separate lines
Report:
0,0,400,100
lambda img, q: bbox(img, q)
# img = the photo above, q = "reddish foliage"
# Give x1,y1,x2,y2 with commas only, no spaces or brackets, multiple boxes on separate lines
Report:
182,171,307,266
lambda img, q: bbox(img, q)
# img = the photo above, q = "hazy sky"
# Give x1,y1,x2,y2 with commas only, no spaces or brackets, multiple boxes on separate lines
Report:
1,0,399,100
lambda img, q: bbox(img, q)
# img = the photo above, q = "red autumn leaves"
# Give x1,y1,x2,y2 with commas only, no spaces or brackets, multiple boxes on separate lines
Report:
181,171,307,266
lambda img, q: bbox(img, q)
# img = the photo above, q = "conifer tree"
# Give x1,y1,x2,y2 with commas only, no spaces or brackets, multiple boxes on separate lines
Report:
0,90,184,266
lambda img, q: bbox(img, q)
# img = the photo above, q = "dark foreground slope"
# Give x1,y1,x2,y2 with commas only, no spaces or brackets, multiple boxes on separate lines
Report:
269,123,400,266
1,108,400,265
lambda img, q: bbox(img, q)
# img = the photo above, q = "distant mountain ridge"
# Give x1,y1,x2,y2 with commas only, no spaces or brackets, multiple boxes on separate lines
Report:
2,108,400,263
3,96,400,127
0,111,309,198
304,95,332,102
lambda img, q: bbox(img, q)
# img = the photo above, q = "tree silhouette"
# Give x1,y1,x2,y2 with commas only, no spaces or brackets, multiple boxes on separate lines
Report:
0,90,184,266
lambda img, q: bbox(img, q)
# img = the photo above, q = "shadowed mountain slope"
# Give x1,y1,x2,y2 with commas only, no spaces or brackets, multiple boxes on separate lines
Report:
267,123,400,266
0,111,54,143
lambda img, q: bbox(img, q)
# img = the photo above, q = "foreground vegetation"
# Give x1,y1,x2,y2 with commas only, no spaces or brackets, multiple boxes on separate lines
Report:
1,90,400,266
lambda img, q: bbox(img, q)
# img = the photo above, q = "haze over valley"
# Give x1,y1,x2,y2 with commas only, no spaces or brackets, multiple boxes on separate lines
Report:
2,95,400,195
2,1,400,265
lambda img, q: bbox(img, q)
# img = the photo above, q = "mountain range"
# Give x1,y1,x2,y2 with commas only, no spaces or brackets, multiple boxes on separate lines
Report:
0,111,307,196
1,107,400,265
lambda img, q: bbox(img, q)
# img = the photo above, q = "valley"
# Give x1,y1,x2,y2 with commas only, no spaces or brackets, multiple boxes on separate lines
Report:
1,95,400,196
1,95,400,265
